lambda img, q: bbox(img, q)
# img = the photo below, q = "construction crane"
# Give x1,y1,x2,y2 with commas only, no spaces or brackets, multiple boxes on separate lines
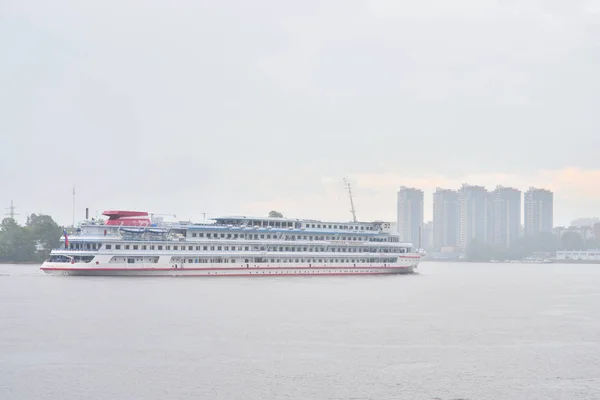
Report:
343,178,357,223
187,213,211,223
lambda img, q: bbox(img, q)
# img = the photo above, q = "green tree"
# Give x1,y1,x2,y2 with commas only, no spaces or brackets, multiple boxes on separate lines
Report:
584,238,598,249
0,218,35,263
561,231,583,250
466,239,493,261
536,232,561,253
268,211,283,218
505,233,560,260
26,214,63,261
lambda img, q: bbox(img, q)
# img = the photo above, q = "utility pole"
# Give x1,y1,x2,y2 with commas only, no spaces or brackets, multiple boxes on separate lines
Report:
5,200,18,221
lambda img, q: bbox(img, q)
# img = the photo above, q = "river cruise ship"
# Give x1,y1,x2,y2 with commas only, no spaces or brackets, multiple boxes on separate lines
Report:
41,211,420,276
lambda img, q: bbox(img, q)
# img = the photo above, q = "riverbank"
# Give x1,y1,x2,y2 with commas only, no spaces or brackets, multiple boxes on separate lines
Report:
0,261,41,265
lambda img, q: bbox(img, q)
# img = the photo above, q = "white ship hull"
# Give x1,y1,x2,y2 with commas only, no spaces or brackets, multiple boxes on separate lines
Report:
44,211,421,278
41,263,417,277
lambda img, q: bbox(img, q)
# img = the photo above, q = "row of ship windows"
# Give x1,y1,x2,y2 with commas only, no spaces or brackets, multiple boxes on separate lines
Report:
181,257,399,264
48,255,93,263
218,220,377,231
189,232,395,242
305,224,374,230
103,244,402,253
67,240,397,251
115,257,399,264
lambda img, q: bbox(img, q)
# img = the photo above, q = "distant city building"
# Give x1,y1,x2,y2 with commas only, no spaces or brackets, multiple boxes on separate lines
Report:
570,217,600,227
489,186,521,248
432,188,459,251
397,187,424,246
458,184,489,250
554,225,595,240
422,221,434,250
556,250,600,262
524,187,554,236
390,222,398,235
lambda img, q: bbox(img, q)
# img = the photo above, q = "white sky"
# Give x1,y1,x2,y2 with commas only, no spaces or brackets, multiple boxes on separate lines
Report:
1,0,599,226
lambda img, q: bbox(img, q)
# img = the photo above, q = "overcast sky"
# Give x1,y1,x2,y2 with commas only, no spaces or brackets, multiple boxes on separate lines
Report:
1,0,599,226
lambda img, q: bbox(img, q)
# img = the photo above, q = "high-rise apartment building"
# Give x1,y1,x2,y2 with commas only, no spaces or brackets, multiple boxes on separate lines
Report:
397,187,424,246
524,187,553,236
489,186,521,248
432,188,459,250
422,221,434,250
458,184,489,250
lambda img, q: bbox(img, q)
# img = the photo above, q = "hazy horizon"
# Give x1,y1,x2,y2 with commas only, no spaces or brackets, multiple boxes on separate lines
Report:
2,0,599,226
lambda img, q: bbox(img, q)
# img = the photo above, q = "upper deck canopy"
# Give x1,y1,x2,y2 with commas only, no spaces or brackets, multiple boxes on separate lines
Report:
211,216,391,233
102,210,151,226
212,216,382,225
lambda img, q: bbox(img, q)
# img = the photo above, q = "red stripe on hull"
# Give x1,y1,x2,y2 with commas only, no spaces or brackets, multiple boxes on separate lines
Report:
42,271,412,277
41,265,414,272
153,272,403,277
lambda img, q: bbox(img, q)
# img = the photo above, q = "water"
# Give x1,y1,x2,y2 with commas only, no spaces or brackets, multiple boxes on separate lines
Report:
1,262,600,400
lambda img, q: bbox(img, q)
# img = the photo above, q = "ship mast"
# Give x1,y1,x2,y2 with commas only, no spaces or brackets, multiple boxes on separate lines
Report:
343,178,357,223
72,186,75,228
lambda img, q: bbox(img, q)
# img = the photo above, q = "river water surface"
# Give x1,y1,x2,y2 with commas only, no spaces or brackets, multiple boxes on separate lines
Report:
1,262,600,400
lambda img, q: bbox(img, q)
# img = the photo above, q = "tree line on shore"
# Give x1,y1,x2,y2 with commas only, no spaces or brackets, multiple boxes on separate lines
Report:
1,211,596,263
466,231,599,262
0,215,63,263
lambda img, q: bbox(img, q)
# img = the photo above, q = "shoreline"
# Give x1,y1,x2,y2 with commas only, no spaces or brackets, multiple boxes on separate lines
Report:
0,262,41,265
423,258,600,264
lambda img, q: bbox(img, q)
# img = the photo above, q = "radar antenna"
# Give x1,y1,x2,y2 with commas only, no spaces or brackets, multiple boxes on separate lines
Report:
343,178,357,223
